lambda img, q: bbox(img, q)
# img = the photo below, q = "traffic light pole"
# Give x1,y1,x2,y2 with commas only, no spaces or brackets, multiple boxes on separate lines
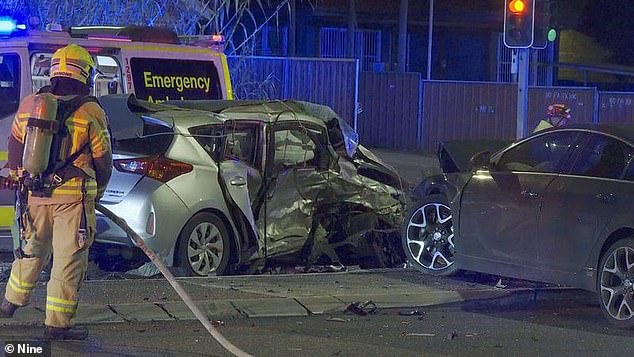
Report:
516,47,530,138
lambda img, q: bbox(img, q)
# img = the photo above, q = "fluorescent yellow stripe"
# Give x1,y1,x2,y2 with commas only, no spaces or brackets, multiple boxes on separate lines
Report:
10,273,35,288
47,296,78,306
219,54,234,100
8,279,31,294
0,151,6,160
0,207,13,227
46,304,76,313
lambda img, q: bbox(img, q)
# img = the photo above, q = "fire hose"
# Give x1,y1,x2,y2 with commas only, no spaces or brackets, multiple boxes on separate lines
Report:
0,175,252,357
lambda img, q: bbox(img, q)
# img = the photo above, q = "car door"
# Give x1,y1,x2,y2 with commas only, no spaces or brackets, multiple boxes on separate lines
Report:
458,131,583,268
259,122,332,258
536,133,634,274
190,121,263,238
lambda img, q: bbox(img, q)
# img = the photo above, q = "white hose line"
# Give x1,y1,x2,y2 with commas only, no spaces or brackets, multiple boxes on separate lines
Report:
96,203,253,357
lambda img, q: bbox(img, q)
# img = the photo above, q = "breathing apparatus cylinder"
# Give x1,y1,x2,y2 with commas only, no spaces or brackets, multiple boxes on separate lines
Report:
22,93,59,176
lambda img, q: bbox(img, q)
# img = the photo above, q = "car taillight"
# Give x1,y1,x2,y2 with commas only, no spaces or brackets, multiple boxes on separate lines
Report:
113,156,193,183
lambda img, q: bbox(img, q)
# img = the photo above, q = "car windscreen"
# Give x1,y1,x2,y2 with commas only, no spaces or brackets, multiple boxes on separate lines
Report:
114,117,174,156
129,57,222,103
0,53,20,118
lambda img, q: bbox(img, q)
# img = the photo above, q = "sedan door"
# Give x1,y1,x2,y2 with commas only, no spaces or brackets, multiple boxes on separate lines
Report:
536,133,634,276
259,122,333,258
458,131,583,270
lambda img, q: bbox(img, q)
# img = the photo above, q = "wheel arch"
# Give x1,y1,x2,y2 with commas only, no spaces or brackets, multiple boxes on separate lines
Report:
596,227,634,271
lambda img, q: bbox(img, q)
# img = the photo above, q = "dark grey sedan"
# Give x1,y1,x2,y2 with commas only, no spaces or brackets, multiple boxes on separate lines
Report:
403,125,634,329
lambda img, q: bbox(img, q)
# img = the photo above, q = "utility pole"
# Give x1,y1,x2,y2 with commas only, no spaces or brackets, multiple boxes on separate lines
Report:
504,0,535,138
346,0,357,58
398,0,408,72
289,0,296,56
426,0,434,80
516,48,530,138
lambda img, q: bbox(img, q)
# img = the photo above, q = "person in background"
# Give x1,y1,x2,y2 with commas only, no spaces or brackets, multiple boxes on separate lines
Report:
534,103,571,133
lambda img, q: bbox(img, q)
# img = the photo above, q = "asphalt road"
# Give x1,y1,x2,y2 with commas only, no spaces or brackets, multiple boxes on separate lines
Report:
2,288,633,357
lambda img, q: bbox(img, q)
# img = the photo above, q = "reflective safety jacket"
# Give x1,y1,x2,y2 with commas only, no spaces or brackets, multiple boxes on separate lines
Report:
533,119,553,134
9,93,112,202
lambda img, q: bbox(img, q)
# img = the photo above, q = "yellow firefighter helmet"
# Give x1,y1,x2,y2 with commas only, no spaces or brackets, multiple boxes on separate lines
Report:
50,44,95,85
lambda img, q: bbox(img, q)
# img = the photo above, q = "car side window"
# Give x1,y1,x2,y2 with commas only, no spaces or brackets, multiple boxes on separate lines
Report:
189,123,259,168
273,128,320,168
496,132,580,173
569,134,633,179
223,126,258,166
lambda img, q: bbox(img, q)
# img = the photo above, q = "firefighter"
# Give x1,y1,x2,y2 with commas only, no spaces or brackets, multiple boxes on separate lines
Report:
0,44,112,340
533,103,572,133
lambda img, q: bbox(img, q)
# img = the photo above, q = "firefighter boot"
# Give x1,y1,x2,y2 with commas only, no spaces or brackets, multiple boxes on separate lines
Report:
44,326,88,340
0,298,18,318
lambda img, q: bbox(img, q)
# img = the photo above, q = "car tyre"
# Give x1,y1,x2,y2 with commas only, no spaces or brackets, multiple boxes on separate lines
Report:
401,194,457,276
597,238,634,329
176,212,232,276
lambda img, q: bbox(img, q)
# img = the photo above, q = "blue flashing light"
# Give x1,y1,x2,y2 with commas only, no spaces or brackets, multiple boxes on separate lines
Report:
0,17,17,35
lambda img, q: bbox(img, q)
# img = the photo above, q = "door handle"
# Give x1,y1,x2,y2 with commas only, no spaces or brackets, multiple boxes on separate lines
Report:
520,189,539,198
596,193,616,202
229,176,246,186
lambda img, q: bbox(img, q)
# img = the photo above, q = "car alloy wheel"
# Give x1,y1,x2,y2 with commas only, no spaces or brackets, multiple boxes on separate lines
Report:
598,238,634,329
402,194,456,275
177,212,231,276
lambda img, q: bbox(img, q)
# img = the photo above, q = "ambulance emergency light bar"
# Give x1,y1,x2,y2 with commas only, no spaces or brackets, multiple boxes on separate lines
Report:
0,17,26,35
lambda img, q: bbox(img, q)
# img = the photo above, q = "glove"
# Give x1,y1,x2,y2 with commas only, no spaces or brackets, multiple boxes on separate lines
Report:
0,175,17,190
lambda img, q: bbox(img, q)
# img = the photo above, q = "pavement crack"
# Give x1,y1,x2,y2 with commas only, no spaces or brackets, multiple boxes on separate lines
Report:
293,298,315,315
229,301,249,318
155,303,178,320
107,304,131,322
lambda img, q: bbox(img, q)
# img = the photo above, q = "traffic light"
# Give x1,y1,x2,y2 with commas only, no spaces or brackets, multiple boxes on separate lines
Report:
504,0,535,48
532,0,553,49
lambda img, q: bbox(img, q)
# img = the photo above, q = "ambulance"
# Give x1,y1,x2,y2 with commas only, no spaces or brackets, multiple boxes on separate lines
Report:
0,17,234,240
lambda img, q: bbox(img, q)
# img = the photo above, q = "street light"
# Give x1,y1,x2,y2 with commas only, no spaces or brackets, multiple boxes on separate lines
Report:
504,0,535,48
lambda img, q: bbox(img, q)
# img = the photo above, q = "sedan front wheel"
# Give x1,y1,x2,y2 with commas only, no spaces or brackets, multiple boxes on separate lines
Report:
401,194,456,276
598,238,634,329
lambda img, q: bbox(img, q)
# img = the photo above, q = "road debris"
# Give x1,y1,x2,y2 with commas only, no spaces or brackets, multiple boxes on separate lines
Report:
448,330,458,340
398,309,423,316
405,333,436,337
344,301,377,316
326,317,350,323
495,278,507,289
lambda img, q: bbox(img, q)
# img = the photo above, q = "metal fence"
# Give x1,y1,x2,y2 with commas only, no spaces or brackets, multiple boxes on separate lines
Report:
227,56,359,127
225,58,634,151
362,78,634,151
421,81,517,151
598,92,634,125
358,72,422,149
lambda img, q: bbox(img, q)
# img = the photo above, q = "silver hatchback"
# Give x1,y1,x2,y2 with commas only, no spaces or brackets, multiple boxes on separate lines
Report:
95,95,406,276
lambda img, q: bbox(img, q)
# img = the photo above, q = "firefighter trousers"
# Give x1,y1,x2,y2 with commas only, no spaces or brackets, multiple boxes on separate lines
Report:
4,198,95,328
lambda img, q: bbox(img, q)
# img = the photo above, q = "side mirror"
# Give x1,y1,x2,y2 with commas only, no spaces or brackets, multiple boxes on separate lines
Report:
470,151,491,170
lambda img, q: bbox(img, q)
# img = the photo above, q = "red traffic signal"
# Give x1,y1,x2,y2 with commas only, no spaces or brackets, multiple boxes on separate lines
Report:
504,0,535,48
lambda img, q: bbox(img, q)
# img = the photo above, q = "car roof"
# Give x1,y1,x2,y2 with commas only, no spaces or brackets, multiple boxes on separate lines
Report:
541,123,634,146
101,95,345,140
166,100,341,127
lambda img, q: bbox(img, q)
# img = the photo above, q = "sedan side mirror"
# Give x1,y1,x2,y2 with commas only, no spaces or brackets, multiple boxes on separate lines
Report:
470,151,491,170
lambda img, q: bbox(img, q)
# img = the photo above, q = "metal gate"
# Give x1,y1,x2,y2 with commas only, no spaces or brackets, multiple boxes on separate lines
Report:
358,72,422,149
228,56,359,127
